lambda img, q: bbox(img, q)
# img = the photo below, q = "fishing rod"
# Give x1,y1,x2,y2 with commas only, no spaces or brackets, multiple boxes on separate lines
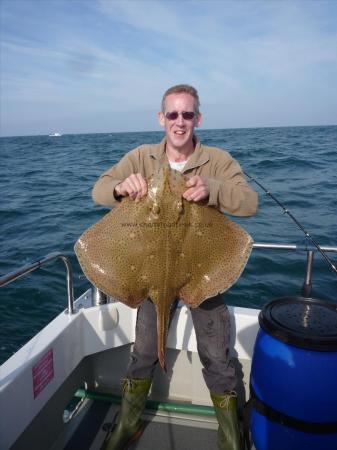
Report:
244,171,337,276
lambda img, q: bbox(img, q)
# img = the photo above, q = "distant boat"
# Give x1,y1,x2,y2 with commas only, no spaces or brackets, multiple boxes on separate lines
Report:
48,132,62,137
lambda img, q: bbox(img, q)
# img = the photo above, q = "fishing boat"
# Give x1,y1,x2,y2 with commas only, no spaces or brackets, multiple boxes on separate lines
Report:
1,240,337,450
48,132,62,137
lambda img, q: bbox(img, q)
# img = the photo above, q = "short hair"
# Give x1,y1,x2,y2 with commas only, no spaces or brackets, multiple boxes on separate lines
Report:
161,84,200,113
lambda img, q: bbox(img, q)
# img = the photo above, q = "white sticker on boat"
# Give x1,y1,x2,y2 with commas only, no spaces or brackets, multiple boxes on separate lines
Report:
32,349,54,398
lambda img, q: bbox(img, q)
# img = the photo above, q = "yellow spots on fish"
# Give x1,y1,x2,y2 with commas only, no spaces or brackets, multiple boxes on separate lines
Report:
196,230,203,237
129,232,136,239
203,274,211,283
197,263,202,268
149,254,155,260
180,252,185,258
141,274,148,281
130,265,136,271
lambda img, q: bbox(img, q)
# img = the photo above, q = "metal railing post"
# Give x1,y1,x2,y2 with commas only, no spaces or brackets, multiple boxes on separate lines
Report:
301,250,314,298
60,255,75,314
92,287,108,306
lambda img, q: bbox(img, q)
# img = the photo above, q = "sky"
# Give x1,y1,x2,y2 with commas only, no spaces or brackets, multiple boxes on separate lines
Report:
1,0,337,137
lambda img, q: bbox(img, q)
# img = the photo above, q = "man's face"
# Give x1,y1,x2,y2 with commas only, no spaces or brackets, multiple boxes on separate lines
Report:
158,93,202,151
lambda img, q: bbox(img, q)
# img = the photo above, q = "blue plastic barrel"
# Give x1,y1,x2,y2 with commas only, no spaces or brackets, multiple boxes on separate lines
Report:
250,297,337,450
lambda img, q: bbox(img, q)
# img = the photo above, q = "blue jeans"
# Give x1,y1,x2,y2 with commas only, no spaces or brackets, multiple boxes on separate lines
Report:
126,295,236,394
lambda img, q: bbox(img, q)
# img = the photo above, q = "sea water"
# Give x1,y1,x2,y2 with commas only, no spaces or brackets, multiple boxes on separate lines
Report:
1,126,336,363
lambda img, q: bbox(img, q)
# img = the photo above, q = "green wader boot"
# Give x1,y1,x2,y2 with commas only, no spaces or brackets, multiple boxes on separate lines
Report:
102,378,152,450
211,391,241,450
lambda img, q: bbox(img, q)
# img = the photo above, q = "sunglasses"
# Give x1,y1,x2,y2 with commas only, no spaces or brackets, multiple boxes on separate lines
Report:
165,111,196,121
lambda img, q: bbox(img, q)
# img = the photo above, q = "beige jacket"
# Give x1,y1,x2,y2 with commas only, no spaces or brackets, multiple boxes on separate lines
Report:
92,137,258,216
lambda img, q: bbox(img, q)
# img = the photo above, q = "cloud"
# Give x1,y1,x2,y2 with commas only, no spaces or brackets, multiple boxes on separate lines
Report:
1,0,337,136
96,0,337,98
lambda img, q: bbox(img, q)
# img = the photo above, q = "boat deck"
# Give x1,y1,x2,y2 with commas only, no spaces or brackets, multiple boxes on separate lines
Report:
130,415,218,450
60,398,220,450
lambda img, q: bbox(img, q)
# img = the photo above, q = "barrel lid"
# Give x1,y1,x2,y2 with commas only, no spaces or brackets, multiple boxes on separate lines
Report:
259,297,337,351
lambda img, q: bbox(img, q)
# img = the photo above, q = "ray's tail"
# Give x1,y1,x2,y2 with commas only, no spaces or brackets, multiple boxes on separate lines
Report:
155,300,174,372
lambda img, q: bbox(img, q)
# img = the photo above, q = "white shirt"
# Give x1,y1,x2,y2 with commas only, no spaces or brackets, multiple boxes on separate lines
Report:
168,160,188,172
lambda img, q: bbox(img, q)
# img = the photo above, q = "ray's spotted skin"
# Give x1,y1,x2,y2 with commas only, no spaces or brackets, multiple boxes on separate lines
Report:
75,166,253,370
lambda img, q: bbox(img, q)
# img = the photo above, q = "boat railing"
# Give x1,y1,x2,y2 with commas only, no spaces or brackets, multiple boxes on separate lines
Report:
253,243,337,298
0,244,336,313
0,252,75,314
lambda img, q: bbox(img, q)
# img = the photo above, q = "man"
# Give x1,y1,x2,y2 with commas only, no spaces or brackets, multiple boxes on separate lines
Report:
93,85,258,450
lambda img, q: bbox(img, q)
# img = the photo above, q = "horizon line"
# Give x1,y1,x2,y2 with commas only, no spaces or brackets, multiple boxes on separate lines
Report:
1,123,336,139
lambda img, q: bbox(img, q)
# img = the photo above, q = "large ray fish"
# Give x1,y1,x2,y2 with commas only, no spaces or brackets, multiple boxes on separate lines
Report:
75,166,253,370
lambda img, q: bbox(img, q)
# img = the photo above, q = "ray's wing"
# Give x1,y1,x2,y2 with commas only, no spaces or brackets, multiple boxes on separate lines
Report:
179,204,253,307
75,199,157,307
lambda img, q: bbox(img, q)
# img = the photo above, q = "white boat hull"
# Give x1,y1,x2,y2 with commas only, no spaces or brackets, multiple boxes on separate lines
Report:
0,289,259,449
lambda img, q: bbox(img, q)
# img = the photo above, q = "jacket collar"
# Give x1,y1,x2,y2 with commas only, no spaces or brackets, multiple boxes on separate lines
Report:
150,136,210,172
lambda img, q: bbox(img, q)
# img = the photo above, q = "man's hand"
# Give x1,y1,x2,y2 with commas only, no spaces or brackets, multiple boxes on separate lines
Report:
114,173,147,201
183,175,210,202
